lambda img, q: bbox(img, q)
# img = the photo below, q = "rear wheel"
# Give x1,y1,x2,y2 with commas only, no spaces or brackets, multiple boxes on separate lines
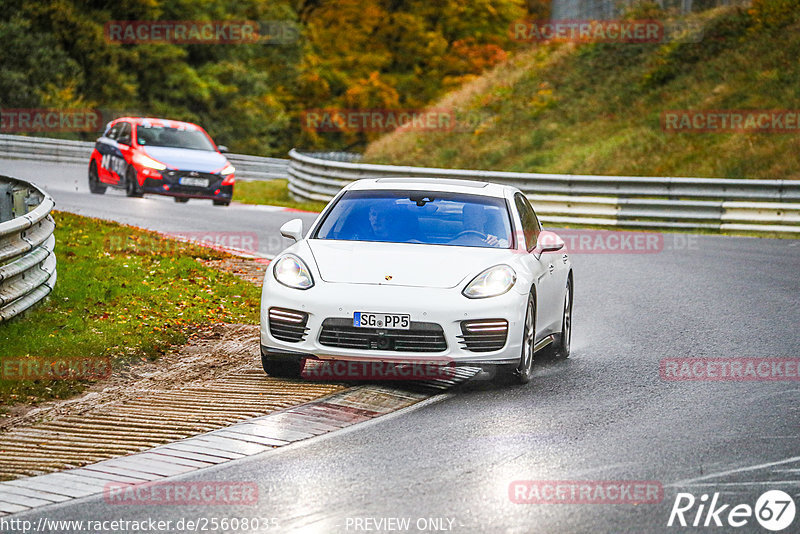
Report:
213,200,230,207
515,294,536,383
553,278,573,359
174,197,189,203
88,162,106,194
125,167,143,198
261,351,304,379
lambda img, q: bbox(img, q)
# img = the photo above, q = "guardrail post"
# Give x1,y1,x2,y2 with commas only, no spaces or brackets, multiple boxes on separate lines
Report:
0,183,11,223
11,186,28,219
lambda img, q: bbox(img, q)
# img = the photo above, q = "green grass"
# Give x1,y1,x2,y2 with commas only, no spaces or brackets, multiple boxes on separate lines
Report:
235,180,325,212
0,211,262,409
364,5,800,180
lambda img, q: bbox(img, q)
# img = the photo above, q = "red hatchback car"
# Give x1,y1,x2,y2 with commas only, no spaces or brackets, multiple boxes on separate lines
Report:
88,117,235,205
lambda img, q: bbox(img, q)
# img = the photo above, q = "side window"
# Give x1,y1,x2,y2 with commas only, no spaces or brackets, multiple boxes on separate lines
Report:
117,122,132,145
105,123,121,140
514,193,541,251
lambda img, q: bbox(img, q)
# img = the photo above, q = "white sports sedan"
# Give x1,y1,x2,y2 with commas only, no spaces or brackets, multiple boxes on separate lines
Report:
259,178,573,384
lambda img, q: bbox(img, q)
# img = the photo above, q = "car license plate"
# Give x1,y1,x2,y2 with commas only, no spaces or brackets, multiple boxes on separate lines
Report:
354,312,410,329
179,177,209,187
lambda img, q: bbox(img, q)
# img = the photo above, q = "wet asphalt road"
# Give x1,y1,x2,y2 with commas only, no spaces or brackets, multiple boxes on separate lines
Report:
4,158,800,533
0,158,319,258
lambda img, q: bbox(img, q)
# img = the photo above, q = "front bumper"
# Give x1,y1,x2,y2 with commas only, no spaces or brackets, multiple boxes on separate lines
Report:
137,169,234,200
259,276,528,366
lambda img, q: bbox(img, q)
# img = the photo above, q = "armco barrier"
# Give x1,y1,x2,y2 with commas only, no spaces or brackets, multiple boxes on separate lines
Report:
287,149,800,234
0,176,57,322
0,134,289,181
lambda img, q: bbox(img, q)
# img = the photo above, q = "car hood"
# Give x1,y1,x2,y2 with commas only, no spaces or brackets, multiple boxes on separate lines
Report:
307,240,516,289
142,146,227,172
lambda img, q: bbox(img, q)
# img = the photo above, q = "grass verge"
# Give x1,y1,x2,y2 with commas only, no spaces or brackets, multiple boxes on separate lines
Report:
0,211,262,409
235,179,325,212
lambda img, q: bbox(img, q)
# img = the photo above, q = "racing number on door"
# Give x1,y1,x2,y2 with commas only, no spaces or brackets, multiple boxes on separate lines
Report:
101,153,127,179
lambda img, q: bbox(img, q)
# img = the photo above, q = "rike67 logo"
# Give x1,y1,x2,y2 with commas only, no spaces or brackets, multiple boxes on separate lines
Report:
668,490,796,531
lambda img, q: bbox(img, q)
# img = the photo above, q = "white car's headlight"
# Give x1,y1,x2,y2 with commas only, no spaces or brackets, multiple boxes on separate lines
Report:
463,265,516,299
220,163,235,175
273,254,314,290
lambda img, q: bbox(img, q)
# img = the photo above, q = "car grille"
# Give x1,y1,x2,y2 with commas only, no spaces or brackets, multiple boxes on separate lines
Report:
269,308,309,343
458,319,508,352
319,318,447,353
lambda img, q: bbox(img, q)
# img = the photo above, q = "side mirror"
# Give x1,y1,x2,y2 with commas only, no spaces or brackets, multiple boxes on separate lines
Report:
217,145,229,153
534,230,565,254
280,218,304,242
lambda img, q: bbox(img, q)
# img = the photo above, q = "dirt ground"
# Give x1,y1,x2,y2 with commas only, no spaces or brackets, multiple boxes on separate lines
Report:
0,257,347,478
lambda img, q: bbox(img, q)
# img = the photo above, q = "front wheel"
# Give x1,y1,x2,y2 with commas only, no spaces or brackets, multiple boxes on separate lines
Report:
261,352,304,379
494,291,535,385
125,167,143,198
174,197,189,203
88,162,106,194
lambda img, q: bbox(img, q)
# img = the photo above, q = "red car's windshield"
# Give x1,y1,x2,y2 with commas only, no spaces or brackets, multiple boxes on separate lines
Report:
136,125,216,151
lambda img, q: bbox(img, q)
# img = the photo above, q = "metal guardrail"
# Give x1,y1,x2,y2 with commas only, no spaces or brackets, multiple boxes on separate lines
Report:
0,176,57,322
288,149,800,234
0,134,289,181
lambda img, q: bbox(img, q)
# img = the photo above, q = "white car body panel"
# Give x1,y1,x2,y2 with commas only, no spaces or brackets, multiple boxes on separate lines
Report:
260,178,572,368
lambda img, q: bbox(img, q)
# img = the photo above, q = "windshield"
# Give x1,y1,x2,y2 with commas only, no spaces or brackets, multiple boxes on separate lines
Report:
314,190,513,249
135,125,216,151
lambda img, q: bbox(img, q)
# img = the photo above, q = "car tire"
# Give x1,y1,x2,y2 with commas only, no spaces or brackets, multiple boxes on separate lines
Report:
553,277,573,359
261,352,305,379
88,162,106,195
515,292,536,383
213,200,230,207
125,167,143,198
174,197,189,203
494,290,535,385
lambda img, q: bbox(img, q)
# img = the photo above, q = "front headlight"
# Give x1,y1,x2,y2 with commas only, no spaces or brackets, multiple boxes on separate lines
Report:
131,152,167,170
462,265,516,299
220,163,235,175
273,254,314,290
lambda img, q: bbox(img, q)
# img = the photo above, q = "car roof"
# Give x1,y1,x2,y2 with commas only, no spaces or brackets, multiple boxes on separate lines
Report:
111,117,203,130
346,177,513,198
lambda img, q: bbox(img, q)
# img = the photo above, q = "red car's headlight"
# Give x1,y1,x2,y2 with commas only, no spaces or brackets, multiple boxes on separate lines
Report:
131,152,167,171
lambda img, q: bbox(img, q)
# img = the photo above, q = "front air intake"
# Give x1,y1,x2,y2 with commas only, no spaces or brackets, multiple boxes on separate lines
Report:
458,319,509,352
268,307,309,343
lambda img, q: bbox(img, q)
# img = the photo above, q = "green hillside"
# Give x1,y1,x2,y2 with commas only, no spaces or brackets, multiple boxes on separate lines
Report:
364,1,800,180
